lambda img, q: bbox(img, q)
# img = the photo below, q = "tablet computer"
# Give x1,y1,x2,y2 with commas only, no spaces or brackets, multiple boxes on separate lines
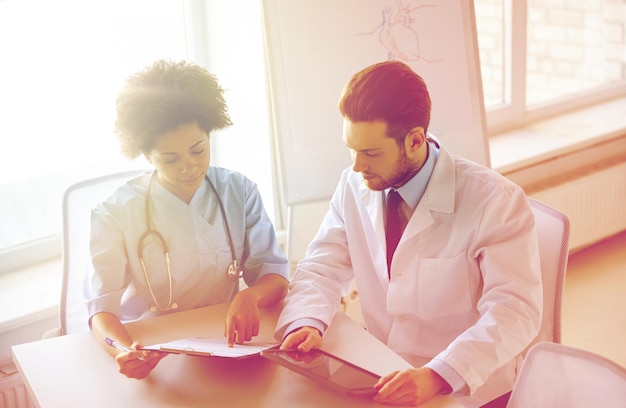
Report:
260,348,380,397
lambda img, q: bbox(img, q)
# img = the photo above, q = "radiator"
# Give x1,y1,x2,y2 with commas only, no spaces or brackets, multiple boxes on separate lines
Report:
528,160,626,252
0,362,34,408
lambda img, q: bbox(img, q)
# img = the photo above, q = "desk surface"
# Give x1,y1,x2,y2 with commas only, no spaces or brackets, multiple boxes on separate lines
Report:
12,303,463,408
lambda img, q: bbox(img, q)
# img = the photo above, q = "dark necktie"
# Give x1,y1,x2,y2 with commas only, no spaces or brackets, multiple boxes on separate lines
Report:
386,190,407,274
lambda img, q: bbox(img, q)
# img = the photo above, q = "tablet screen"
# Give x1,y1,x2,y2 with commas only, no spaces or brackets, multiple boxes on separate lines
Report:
260,348,380,396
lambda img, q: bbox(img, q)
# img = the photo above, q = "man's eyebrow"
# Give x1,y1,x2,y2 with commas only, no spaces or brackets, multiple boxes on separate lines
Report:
345,143,383,153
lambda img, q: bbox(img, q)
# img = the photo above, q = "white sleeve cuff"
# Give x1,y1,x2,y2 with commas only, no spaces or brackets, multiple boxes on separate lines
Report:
282,318,327,341
424,358,469,395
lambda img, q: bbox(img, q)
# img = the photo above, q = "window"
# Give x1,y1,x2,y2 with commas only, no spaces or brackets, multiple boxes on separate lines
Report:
0,0,275,273
475,0,626,134
197,1,279,230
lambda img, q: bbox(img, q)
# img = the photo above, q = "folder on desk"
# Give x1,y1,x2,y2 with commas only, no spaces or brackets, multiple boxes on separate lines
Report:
144,337,279,358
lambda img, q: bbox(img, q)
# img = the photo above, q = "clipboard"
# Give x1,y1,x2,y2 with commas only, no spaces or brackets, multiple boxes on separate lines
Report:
144,337,279,359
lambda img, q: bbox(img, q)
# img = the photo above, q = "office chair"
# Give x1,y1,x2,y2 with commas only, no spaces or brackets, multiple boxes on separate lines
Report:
488,200,570,408
44,170,147,337
526,198,570,350
507,341,626,407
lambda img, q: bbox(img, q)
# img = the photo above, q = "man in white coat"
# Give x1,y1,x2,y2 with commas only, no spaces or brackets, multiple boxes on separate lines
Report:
275,61,542,407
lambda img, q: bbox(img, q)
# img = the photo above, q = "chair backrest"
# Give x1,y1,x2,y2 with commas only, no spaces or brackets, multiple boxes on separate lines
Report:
507,342,626,407
526,198,570,350
60,170,147,335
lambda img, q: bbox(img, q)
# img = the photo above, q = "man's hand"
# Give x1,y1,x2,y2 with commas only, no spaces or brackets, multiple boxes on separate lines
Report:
280,326,322,352
373,367,448,406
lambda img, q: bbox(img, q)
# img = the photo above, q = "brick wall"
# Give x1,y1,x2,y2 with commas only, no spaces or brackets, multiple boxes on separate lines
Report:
475,0,626,106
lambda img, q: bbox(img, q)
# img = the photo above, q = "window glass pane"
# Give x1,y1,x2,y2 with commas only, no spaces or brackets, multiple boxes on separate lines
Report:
475,0,506,107
202,0,278,228
526,0,626,105
0,0,188,251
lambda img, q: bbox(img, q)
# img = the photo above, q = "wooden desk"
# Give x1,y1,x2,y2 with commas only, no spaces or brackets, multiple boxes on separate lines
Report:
12,303,463,407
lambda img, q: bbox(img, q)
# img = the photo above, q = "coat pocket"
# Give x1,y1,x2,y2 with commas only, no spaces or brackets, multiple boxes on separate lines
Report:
417,252,472,320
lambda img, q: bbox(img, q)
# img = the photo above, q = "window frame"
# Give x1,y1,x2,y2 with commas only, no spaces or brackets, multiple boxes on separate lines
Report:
485,0,626,135
0,0,200,274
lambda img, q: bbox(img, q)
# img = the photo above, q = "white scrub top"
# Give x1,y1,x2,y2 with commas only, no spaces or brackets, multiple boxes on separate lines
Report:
84,166,288,323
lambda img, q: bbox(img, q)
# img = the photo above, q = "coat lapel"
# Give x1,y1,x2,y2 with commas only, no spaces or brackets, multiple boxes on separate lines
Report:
359,181,386,251
398,148,456,248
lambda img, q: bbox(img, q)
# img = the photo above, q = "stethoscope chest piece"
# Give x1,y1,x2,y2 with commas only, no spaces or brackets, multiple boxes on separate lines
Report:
228,259,244,280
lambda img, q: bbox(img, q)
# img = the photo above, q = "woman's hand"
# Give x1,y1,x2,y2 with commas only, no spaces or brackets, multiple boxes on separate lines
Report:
224,273,288,346
92,312,167,379
225,290,261,346
114,341,168,380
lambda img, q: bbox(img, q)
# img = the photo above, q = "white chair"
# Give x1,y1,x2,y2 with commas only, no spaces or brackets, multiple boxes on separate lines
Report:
507,341,626,407
44,170,147,337
464,200,570,408
526,198,570,350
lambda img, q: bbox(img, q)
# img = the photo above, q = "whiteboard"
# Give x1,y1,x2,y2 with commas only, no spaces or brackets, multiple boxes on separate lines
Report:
262,0,488,205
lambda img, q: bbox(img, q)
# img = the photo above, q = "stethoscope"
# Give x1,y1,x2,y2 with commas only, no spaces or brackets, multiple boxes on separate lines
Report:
138,171,243,312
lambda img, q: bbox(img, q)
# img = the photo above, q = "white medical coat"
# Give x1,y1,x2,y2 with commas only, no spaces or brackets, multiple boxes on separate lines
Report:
85,166,288,323
276,147,542,405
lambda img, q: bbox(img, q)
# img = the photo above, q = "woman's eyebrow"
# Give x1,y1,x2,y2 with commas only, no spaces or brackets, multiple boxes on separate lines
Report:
189,139,206,150
159,139,206,156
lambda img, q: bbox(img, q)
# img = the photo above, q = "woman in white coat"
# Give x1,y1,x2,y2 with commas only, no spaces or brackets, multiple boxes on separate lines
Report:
276,61,542,407
85,60,289,380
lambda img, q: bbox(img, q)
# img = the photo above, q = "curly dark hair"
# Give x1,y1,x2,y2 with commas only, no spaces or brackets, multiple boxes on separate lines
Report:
114,60,232,159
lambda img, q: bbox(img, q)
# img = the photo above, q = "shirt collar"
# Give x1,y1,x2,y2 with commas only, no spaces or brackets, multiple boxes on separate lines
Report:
389,141,439,211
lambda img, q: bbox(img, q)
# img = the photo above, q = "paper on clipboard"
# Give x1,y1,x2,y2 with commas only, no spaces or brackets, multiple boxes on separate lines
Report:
143,337,279,358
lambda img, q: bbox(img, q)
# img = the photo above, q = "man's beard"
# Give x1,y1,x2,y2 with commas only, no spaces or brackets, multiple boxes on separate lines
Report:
364,153,420,191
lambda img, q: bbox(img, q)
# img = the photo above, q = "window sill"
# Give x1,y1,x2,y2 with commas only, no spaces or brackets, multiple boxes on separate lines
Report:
490,96,626,254
0,258,61,335
489,95,626,186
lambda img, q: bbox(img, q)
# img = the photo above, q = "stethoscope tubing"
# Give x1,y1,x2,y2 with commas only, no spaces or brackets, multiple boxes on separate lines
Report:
138,171,241,312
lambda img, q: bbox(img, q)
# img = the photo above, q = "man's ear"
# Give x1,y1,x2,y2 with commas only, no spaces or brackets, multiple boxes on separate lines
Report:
405,127,426,153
